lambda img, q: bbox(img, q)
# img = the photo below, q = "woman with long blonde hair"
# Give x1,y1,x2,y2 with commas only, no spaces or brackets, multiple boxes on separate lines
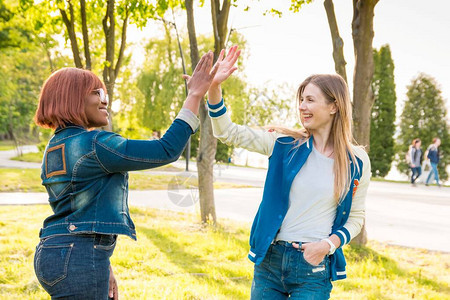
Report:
207,46,371,299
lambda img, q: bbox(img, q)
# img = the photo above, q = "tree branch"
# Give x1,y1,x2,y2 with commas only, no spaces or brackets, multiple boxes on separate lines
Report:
114,4,129,79
102,0,115,83
60,1,83,68
323,0,347,82
80,0,91,69
218,0,230,43
186,0,199,67
210,0,220,58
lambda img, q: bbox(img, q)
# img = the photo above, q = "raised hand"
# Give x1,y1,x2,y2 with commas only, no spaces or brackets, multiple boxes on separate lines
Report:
211,45,241,87
181,51,220,115
182,51,219,98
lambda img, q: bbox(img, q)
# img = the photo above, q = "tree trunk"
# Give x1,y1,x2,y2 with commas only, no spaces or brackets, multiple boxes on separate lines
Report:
197,105,218,224
58,0,129,132
323,0,347,83
350,0,378,245
59,1,83,68
186,0,199,67
352,0,378,149
102,0,115,131
80,0,91,70
185,0,218,224
99,0,129,132
190,0,231,225
211,0,230,58
323,0,378,245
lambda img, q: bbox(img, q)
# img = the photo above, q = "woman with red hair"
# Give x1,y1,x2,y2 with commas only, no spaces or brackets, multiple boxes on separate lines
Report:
33,52,217,299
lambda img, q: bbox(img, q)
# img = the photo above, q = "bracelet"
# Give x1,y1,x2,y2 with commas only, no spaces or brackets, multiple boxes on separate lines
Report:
322,238,336,255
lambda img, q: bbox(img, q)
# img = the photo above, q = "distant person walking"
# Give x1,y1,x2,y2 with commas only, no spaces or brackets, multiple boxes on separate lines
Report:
409,138,422,186
425,138,441,187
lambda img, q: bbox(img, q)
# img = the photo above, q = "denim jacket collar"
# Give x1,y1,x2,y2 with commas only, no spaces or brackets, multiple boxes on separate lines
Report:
54,123,86,134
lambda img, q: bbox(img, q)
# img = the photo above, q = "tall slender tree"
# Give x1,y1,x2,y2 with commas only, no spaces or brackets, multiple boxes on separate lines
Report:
398,73,449,181
184,0,233,224
351,0,379,150
322,0,379,245
370,45,396,177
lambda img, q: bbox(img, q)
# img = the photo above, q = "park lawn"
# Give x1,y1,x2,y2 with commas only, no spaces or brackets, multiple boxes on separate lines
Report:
0,168,253,192
0,169,45,192
0,140,16,151
10,153,184,174
0,205,449,299
10,152,43,163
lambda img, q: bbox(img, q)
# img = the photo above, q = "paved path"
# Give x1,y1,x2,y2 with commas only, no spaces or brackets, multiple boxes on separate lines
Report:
0,145,41,168
1,150,449,252
1,182,449,252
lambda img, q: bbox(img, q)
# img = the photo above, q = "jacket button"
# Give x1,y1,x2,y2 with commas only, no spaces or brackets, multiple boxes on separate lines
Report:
343,211,346,215
69,224,77,231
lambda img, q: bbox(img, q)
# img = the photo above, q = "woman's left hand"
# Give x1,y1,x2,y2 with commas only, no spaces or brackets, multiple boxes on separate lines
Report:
210,45,241,87
293,241,329,266
109,265,119,300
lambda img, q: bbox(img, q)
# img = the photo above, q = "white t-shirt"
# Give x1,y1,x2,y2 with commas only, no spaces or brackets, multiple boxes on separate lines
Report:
276,146,337,242
209,110,371,243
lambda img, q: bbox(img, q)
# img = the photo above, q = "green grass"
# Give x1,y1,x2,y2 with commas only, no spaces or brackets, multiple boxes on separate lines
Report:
0,168,253,192
0,140,16,151
0,205,449,299
0,169,45,192
10,152,43,163
10,153,185,174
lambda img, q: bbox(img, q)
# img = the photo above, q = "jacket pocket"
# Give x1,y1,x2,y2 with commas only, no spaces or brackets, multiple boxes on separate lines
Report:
35,242,74,286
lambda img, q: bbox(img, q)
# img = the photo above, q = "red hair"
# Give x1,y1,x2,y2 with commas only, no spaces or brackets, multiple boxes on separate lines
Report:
35,68,106,129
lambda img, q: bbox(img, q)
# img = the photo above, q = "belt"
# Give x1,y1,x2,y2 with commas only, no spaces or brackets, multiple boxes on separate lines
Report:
271,240,306,247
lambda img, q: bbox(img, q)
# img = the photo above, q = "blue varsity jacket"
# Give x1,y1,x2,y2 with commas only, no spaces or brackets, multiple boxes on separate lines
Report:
208,98,369,281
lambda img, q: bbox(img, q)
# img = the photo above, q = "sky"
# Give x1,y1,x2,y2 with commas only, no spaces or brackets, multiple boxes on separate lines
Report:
128,0,450,120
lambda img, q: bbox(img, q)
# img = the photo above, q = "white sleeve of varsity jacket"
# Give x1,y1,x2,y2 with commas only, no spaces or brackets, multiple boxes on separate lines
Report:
207,99,280,157
340,146,371,245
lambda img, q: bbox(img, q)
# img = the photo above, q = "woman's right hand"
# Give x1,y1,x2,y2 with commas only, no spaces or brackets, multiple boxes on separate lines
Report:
182,51,219,115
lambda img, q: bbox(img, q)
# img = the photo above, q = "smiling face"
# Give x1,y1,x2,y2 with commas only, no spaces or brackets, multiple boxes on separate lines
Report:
85,88,109,128
299,83,337,132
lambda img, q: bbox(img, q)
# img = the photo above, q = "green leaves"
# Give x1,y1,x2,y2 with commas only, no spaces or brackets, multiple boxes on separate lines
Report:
398,73,450,180
370,45,397,177
263,0,313,17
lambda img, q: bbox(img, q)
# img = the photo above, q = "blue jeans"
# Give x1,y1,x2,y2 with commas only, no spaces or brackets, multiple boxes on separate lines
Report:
34,234,117,299
426,162,440,185
251,241,332,299
410,166,421,183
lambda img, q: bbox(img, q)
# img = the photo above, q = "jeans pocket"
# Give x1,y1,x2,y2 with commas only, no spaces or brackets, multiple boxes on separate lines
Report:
35,243,74,286
94,234,117,251
299,251,327,268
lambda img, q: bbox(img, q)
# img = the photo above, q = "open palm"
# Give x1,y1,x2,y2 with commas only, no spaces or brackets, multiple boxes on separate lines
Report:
211,45,241,86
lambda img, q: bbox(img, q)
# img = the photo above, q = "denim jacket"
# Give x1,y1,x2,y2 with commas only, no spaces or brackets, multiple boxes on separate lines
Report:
39,108,199,240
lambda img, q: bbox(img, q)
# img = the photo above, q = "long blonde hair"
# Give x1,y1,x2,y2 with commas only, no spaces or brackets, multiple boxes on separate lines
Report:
268,74,358,202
